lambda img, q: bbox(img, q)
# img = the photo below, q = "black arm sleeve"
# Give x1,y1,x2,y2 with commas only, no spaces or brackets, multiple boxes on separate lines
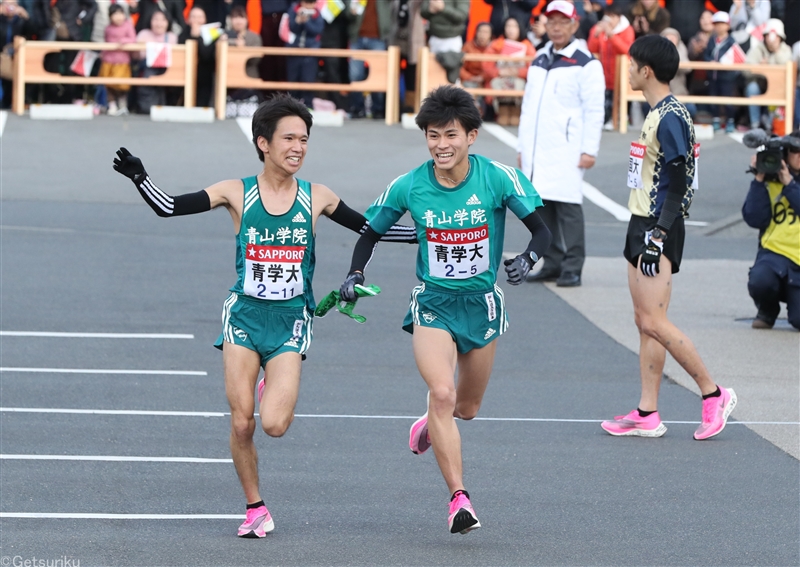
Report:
656,157,686,232
328,200,417,243
348,227,382,274
521,211,552,261
136,175,211,217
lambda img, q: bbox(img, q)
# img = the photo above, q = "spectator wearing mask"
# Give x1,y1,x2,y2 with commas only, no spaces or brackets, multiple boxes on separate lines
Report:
483,0,537,39
628,0,670,38
134,9,178,112
587,3,635,129
742,130,800,330
518,0,604,287
135,0,184,34
349,0,397,120
688,9,714,61
661,27,695,118
704,11,742,133
744,18,792,130
178,6,219,108
100,3,137,116
286,0,323,108
483,16,535,126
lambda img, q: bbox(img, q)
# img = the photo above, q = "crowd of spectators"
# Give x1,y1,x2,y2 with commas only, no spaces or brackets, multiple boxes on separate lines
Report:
0,0,798,129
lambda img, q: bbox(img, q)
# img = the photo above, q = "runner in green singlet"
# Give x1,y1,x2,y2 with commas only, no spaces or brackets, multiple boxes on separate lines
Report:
112,95,415,538
339,86,553,535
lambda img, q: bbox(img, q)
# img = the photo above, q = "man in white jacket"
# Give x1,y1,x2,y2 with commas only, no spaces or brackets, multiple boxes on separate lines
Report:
517,0,605,287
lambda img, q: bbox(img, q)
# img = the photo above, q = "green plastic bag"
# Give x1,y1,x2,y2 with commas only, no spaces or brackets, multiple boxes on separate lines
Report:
314,284,381,324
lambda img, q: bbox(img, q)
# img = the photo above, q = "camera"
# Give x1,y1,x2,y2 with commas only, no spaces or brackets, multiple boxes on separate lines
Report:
743,128,800,179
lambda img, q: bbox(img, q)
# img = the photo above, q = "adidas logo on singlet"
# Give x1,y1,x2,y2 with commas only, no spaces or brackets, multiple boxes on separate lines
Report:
466,194,481,205
292,212,306,223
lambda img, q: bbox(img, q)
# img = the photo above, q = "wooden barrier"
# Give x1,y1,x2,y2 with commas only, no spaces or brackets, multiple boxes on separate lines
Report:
416,46,536,111
215,43,401,125
617,57,796,133
11,37,198,115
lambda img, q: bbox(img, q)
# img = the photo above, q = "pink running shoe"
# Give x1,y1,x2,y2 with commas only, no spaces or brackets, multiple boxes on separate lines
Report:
257,378,265,404
409,392,430,454
237,505,274,538
694,387,737,440
448,490,481,534
600,409,667,437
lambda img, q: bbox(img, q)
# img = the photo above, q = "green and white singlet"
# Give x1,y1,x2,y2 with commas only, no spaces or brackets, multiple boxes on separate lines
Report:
365,154,543,291
230,176,316,310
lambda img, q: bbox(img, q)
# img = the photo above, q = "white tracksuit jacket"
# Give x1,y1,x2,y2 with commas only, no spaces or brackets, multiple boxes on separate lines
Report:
517,39,605,204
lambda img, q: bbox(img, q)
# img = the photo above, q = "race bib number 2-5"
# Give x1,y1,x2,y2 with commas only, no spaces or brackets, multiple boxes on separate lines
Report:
628,142,646,190
426,225,490,279
243,244,305,300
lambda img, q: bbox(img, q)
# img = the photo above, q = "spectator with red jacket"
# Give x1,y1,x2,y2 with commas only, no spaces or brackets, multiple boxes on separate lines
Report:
587,3,634,129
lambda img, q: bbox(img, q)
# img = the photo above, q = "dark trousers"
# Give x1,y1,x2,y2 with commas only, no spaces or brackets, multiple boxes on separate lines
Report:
708,78,736,121
538,199,585,275
287,55,317,107
259,12,286,84
748,250,800,329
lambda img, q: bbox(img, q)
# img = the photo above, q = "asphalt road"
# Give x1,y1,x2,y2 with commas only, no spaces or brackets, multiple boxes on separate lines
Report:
1,114,797,566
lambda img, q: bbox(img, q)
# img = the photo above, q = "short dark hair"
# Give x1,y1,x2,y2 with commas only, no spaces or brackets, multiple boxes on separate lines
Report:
629,34,679,84
251,94,313,162
230,5,247,19
416,86,482,134
603,4,621,16
108,3,125,16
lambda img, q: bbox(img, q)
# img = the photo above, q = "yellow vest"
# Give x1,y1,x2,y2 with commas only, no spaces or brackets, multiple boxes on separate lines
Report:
760,181,800,266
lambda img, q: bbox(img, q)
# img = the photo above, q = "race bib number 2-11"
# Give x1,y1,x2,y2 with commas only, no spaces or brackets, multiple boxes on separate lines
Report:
243,244,305,300
427,225,490,279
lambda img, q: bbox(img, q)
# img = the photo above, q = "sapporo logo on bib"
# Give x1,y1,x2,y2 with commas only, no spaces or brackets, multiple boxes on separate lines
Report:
244,244,305,300
627,142,646,190
426,225,489,279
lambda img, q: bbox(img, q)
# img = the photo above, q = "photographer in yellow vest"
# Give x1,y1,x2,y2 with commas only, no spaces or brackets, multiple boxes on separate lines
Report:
743,130,800,330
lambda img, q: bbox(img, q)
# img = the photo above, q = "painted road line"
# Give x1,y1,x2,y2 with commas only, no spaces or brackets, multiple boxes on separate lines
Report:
0,513,242,519
0,110,7,137
1,407,795,425
0,368,207,376
236,117,252,142
0,454,232,463
482,123,709,226
0,331,194,339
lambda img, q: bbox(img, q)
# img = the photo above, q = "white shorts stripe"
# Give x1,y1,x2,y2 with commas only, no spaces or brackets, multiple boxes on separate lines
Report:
221,293,238,344
410,283,425,326
494,284,507,334
299,307,312,354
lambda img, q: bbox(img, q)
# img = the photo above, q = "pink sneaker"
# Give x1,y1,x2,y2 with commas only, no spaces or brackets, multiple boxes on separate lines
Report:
237,504,274,538
448,490,481,534
601,409,667,437
694,387,737,440
257,378,265,404
409,392,430,454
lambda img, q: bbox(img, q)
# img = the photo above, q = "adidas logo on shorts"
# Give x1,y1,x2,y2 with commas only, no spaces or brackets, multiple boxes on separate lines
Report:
466,194,481,205
283,338,299,348
483,328,496,340
292,212,306,223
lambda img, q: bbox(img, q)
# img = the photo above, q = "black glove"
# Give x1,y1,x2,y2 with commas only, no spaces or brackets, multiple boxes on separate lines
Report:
640,232,663,277
503,254,534,285
113,147,147,185
340,271,365,302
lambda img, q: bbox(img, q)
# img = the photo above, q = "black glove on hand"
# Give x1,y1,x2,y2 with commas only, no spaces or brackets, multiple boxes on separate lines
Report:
640,232,663,277
503,254,533,285
340,271,365,302
113,147,147,185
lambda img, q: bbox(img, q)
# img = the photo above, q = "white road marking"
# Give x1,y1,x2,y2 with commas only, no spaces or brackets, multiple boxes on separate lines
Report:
0,368,207,376
0,331,194,339
0,513,242,519
1,407,794,425
236,116,252,142
482,124,709,226
1,454,232,463
0,110,7,137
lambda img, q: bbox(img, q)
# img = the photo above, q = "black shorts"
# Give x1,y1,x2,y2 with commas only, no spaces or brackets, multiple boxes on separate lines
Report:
623,215,685,274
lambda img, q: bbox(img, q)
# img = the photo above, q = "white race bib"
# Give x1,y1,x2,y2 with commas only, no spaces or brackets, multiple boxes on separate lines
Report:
691,143,700,190
243,244,305,300
627,142,646,190
426,225,490,279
